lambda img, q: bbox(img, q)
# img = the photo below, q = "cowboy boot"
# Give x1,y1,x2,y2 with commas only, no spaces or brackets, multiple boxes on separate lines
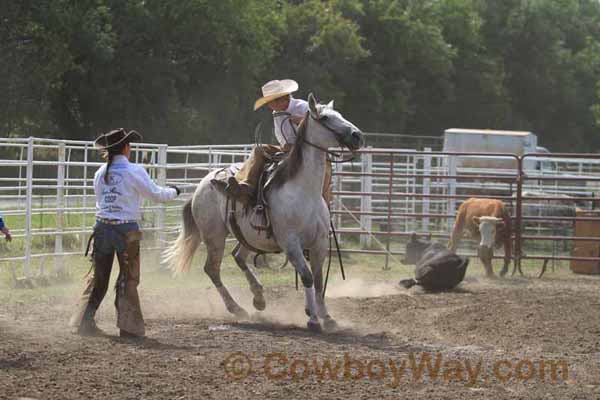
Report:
77,317,106,336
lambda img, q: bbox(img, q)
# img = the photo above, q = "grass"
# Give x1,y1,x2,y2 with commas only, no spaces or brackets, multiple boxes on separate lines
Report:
0,198,184,258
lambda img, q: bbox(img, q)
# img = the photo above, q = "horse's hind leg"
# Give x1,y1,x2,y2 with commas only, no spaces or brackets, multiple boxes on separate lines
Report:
204,236,249,319
231,242,266,311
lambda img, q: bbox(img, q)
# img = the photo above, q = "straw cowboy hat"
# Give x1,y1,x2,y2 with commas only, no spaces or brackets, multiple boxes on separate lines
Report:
94,128,142,150
254,79,298,111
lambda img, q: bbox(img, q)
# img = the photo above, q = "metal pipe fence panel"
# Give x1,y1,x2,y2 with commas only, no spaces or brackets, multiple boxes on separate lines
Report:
2,137,600,277
331,149,600,272
0,138,254,276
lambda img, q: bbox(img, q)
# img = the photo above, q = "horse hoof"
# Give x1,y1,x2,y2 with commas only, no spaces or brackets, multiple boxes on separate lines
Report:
305,308,311,317
323,317,338,331
253,296,266,311
499,269,508,278
307,320,322,333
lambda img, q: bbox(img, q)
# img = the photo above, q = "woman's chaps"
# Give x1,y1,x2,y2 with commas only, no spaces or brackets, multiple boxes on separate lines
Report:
69,226,145,336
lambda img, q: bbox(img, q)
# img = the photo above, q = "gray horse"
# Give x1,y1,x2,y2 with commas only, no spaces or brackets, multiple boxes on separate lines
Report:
163,94,363,332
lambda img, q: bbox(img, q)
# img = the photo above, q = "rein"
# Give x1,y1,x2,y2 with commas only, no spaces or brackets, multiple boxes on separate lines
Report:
302,138,355,163
276,111,356,162
322,218,346,298
304,113,356,162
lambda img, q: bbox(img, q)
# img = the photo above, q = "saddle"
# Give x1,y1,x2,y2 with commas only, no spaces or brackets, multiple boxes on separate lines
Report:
210,151,287,253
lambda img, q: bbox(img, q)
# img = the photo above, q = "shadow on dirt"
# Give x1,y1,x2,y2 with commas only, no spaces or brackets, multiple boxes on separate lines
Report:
107,336,196,351
0,355,36,370
231,320,434,354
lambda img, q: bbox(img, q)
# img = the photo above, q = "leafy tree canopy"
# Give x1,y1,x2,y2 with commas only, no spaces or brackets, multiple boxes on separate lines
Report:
2,0,600,151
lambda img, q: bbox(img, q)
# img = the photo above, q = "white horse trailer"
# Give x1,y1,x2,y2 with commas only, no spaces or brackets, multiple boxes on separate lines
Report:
443,128,550,171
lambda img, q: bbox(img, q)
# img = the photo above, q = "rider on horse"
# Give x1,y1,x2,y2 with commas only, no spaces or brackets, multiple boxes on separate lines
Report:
226,79,332,205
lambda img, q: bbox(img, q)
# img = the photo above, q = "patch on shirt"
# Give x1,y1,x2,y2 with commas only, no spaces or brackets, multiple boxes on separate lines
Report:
106,172,124,186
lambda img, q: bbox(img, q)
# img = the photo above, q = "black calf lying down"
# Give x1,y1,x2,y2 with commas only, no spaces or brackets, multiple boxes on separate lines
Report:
400,233,469,291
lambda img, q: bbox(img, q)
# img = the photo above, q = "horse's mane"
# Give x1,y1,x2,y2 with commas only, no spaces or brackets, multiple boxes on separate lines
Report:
271,115,307,188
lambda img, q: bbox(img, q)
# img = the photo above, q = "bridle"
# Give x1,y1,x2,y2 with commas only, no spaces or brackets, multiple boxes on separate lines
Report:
277,110,357,163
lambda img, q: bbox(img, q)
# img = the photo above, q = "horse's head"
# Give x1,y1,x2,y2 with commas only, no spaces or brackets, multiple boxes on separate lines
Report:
306,93,364,151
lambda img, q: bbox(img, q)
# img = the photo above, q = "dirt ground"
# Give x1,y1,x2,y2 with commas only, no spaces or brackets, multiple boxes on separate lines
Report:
2,263,600,400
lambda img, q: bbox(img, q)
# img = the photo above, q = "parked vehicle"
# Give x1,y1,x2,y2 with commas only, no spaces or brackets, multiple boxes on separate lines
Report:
441,128,592,199
442,128,556,172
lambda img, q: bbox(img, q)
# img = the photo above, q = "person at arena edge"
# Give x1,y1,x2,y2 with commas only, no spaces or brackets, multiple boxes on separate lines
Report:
0,213,12,242
69,128,180,338
226,79,332,205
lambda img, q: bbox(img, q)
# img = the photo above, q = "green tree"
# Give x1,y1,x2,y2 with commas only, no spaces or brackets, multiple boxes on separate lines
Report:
3,0,600,150
480,0,600,150
432,0,510,129
341,0,456,134
266,0,368,102
50,0,282,143
0,0,75,136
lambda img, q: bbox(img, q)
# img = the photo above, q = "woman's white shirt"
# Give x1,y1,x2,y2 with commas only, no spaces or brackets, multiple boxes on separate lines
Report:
94,155,177,221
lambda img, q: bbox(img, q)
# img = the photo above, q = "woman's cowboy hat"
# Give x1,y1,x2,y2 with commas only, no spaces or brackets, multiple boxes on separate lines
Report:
254,79,298,110
94,128,142,150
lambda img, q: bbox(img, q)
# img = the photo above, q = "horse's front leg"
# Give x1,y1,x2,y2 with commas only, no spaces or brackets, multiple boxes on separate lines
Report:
310,244,337,331
285,236,321,333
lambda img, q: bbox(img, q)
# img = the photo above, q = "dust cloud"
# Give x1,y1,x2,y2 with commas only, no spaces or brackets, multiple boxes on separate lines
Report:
144,285,310,327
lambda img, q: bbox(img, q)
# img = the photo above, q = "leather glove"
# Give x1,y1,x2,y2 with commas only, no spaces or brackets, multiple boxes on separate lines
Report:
167,184,181,196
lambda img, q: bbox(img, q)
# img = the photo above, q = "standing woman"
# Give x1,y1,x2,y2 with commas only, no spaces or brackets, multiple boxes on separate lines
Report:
70,128,180,338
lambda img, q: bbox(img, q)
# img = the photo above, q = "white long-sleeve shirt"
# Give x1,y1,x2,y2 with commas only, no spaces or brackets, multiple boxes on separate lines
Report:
94,155,177,221
273,97,309,146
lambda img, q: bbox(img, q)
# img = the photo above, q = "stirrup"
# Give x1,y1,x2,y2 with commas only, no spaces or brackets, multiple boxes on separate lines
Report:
250,205,270,231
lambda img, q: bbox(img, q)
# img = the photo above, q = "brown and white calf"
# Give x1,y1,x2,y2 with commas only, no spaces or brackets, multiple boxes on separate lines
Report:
448,198,512,277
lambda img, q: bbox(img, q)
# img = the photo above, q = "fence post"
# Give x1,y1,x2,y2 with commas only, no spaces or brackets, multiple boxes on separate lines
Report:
360,149,373,248
422,148,431,232
156,145,168,260
24,137,34,277
54,142,65,275
82,144,89,253
334,162,343,244
18,147,24,200
385,152,394,270
515,157,524,275
447,155,457,232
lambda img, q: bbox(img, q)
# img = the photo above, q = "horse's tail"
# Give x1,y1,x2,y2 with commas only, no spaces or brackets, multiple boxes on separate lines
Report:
163,199,202,276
